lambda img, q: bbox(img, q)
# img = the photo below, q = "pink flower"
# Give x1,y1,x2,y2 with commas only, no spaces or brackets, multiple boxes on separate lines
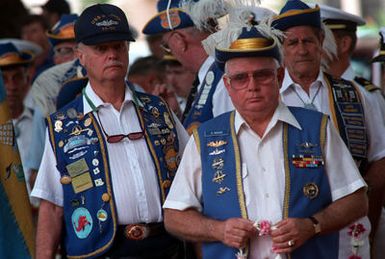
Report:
348,223,366,238
257,220,272,236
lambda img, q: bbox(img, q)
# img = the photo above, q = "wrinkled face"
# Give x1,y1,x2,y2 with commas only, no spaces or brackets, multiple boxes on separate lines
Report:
283,26,323,79
53,41,77,65
2,66,29,110
223,57,282,116
76,41,129,83
165,64,195,98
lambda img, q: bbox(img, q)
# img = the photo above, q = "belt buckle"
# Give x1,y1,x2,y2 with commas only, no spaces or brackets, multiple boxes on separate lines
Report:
124,224,149,240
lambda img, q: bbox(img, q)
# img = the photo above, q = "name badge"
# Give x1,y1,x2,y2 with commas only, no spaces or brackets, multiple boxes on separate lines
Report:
72,172,93,193
66,158,89,177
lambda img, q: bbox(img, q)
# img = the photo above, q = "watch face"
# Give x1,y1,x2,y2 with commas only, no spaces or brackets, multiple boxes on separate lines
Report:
309,216,321,234
314,223,321,234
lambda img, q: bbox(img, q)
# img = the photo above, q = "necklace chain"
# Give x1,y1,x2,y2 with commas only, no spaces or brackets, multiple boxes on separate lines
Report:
292,84,321,111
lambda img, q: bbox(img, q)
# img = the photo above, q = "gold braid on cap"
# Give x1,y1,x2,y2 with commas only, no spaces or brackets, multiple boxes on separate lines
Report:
274,6,320,20
230,38,271,50
0,53,25,66
55,24,75,39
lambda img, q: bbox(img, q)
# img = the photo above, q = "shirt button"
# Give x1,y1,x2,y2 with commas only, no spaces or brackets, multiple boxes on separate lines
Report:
265,193,269,198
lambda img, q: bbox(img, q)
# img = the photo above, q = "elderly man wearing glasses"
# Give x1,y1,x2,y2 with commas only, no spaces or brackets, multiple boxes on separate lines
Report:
163,18,367,259
31,4,188,259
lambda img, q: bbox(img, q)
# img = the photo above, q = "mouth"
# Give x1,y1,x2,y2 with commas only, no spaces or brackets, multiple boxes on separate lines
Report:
295,59,312,64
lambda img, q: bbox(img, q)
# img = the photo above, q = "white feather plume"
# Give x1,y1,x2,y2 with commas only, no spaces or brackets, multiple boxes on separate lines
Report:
180,0,228,32
321,22,338,70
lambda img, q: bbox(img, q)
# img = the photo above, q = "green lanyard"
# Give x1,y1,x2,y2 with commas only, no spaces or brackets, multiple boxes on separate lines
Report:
82,87,98,112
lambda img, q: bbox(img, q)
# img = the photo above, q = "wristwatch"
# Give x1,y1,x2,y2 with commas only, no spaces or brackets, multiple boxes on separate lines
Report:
309,216,321,235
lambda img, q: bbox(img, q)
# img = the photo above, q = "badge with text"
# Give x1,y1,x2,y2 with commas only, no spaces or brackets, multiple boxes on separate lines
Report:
66,158,89,178
72,172,93,193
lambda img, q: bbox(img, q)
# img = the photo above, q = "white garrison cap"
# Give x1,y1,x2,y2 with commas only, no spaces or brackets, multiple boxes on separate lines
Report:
308,3,365,31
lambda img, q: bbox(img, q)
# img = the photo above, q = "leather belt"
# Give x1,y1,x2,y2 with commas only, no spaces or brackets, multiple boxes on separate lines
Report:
121,223,165,241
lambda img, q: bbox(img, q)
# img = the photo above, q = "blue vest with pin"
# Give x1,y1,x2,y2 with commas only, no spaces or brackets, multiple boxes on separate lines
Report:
47,86,180,258
194,107,338,259
183,62,223,134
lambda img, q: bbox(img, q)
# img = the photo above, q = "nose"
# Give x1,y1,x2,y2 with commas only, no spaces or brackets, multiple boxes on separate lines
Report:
247,73,260,91
297,42,308,55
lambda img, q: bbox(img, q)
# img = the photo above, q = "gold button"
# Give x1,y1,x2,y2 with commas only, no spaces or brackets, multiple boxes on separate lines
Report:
102,193,110,202
58,140,64,148
162,180,171,189
84,117,92,127
60,175,72,185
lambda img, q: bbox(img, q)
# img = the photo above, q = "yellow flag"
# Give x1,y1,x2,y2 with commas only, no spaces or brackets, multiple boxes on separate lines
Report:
0,70,35,258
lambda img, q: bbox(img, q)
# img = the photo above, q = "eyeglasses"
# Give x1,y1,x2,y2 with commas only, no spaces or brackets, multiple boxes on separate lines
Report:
160,42,171,53
53,46,74,57
225,69,276,90
96,111,144,143
160,31,183,54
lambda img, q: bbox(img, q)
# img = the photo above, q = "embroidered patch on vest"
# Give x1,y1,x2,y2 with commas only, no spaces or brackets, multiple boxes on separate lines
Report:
71,207,93,239
303,183,319,199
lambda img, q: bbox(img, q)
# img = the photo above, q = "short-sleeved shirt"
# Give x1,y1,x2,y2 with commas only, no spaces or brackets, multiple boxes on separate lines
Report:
280,69,385,163
32,82,189,224
164,102,366,259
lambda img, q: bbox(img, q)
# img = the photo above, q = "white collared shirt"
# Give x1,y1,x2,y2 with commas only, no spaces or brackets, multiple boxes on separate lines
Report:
280,69,385,162
32,82,189,224
164,102,365,259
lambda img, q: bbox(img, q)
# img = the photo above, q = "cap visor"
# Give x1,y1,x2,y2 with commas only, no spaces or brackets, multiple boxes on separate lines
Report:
80,32,135,45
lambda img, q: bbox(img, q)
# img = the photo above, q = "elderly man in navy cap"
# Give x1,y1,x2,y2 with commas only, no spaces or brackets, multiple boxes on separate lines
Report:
143,0,234,135
163,15,367,258
32,4,188,258
316,4,385,125
273,1,385,258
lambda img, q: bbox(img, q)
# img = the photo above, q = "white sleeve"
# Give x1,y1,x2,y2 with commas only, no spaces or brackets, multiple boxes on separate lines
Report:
212,79,234,117
163,135,203,211
30,129,63,207
324,120,367,201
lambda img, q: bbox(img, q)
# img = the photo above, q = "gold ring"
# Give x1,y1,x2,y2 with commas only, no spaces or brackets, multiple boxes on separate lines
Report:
288,240,295,247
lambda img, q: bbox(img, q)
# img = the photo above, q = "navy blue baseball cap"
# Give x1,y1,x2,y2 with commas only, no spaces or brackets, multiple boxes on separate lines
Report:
272,0,321,31
75,4,135,45
142,0,195,35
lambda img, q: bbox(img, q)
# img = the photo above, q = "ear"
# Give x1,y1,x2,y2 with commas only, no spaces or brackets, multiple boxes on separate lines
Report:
172,32,187,52
223,75,231,92
75,46,85,66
